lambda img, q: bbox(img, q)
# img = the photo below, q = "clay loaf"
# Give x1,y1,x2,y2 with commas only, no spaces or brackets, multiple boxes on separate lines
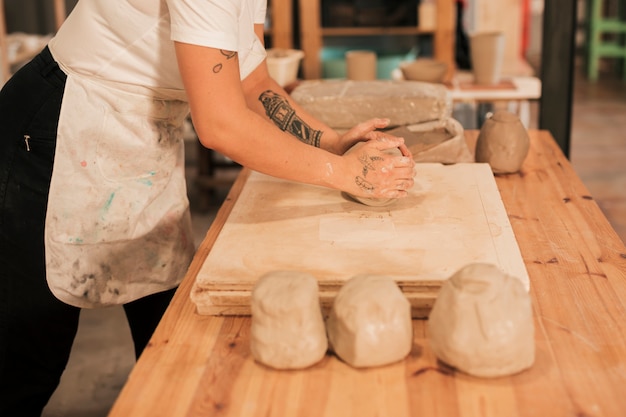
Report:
250,271,328,369
428,263,534,377
291,80,452,129
326,275,413,368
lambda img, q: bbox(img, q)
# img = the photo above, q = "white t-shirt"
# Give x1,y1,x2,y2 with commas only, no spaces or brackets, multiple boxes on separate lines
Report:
48,0,267,96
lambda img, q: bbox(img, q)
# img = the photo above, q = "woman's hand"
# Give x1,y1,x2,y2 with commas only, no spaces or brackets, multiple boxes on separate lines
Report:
333,118,395,154
340,134,415,200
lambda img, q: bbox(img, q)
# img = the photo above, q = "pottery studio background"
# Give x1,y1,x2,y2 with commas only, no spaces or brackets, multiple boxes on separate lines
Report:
2,0,626,416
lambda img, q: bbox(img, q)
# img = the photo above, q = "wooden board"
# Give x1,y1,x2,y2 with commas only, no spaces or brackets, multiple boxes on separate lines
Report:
191,163,529,316
458,79,517,91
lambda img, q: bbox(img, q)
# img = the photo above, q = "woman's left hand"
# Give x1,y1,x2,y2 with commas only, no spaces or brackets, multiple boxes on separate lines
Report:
336,118,412,159
335,118,400,154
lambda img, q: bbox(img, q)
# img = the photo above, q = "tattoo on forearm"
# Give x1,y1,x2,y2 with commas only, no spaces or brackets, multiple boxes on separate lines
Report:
259,90,323,148
212,50,237,74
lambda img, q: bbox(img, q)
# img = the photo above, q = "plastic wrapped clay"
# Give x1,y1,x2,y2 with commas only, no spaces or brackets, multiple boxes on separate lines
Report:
428,263,534,377
250,271,328,369
326,275,413,368
291,80,452,129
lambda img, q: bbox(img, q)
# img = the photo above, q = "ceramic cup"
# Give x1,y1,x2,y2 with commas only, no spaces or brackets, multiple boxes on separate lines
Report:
470,31,505,85
345,50,377,81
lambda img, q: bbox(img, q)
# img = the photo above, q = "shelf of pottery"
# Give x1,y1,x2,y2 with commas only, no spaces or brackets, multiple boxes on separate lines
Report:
0,0,66,84
296,0,456,81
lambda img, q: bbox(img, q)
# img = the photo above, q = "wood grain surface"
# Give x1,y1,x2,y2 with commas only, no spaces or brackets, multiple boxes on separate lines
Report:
108,131,626,417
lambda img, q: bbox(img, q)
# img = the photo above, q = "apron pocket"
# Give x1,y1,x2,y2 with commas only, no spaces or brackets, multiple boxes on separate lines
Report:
48,105,187,245
96,106,182,181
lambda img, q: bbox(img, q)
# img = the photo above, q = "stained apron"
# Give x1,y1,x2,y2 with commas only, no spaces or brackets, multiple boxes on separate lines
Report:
44,71,195,308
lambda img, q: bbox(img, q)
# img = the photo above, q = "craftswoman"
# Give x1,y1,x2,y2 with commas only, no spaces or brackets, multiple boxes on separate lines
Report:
0,1,415,414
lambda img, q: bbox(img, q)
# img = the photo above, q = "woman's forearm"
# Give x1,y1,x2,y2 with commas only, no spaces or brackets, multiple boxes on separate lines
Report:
241,63,344,154
176,41,414,200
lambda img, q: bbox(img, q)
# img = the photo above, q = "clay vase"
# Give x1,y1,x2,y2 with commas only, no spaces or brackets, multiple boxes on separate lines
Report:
475,110,530,174
470,31,505,85
345,50,377,81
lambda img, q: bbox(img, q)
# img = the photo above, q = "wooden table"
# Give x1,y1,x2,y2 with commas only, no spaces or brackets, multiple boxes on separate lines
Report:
108,130,626,417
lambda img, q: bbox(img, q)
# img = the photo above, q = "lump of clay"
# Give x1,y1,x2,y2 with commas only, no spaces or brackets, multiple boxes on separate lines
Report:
326,275,413,368
342,142,403,207
386,118,474,164
250,271,327,369
475,110,530,174
428,263,534,378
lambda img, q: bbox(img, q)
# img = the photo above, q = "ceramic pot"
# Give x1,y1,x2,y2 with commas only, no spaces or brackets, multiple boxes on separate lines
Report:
266,48,305,87
475,110,529,174
345,50,377,81
470,31,505,85
399,58,448,83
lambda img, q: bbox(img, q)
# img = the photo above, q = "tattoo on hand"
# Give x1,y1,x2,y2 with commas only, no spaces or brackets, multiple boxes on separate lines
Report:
355,176,374,192
259,90,323,148
358,154,383,177
212,50,237,74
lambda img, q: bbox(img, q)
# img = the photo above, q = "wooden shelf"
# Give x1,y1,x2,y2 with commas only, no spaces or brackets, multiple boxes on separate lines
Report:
267,0,293,49
321,26,436,36
298,0,456,80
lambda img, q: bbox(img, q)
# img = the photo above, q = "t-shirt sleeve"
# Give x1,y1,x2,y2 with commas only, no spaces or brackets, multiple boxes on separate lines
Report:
166,0,240,51
254,0,267,24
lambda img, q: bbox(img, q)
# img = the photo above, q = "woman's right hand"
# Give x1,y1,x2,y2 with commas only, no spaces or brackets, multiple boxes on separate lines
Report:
340,133,415,200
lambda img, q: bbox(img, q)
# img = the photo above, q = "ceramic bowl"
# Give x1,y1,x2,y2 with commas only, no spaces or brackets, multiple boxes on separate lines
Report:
399,59,448,83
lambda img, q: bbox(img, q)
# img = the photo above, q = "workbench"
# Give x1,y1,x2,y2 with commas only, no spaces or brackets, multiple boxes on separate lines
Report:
391,69,542,128
447,73,541,128
108,130,626,417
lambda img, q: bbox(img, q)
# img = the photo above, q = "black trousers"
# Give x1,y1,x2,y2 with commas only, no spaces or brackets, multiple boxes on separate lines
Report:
0,47,177,417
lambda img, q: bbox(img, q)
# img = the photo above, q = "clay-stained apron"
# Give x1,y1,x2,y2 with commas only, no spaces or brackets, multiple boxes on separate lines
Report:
44,72,194,308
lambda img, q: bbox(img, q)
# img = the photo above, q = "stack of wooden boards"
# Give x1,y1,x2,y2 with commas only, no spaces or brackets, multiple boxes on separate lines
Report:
191,163,529,318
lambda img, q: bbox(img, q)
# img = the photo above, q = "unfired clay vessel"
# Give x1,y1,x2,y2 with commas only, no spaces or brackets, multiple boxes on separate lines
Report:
475,110,530,174
345,50,377,81
470,31,505,85
250,271,328,369
399,58,448,83
427,263,534,378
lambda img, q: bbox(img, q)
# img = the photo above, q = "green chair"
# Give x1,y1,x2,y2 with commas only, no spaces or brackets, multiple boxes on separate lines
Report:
586,0,626,81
